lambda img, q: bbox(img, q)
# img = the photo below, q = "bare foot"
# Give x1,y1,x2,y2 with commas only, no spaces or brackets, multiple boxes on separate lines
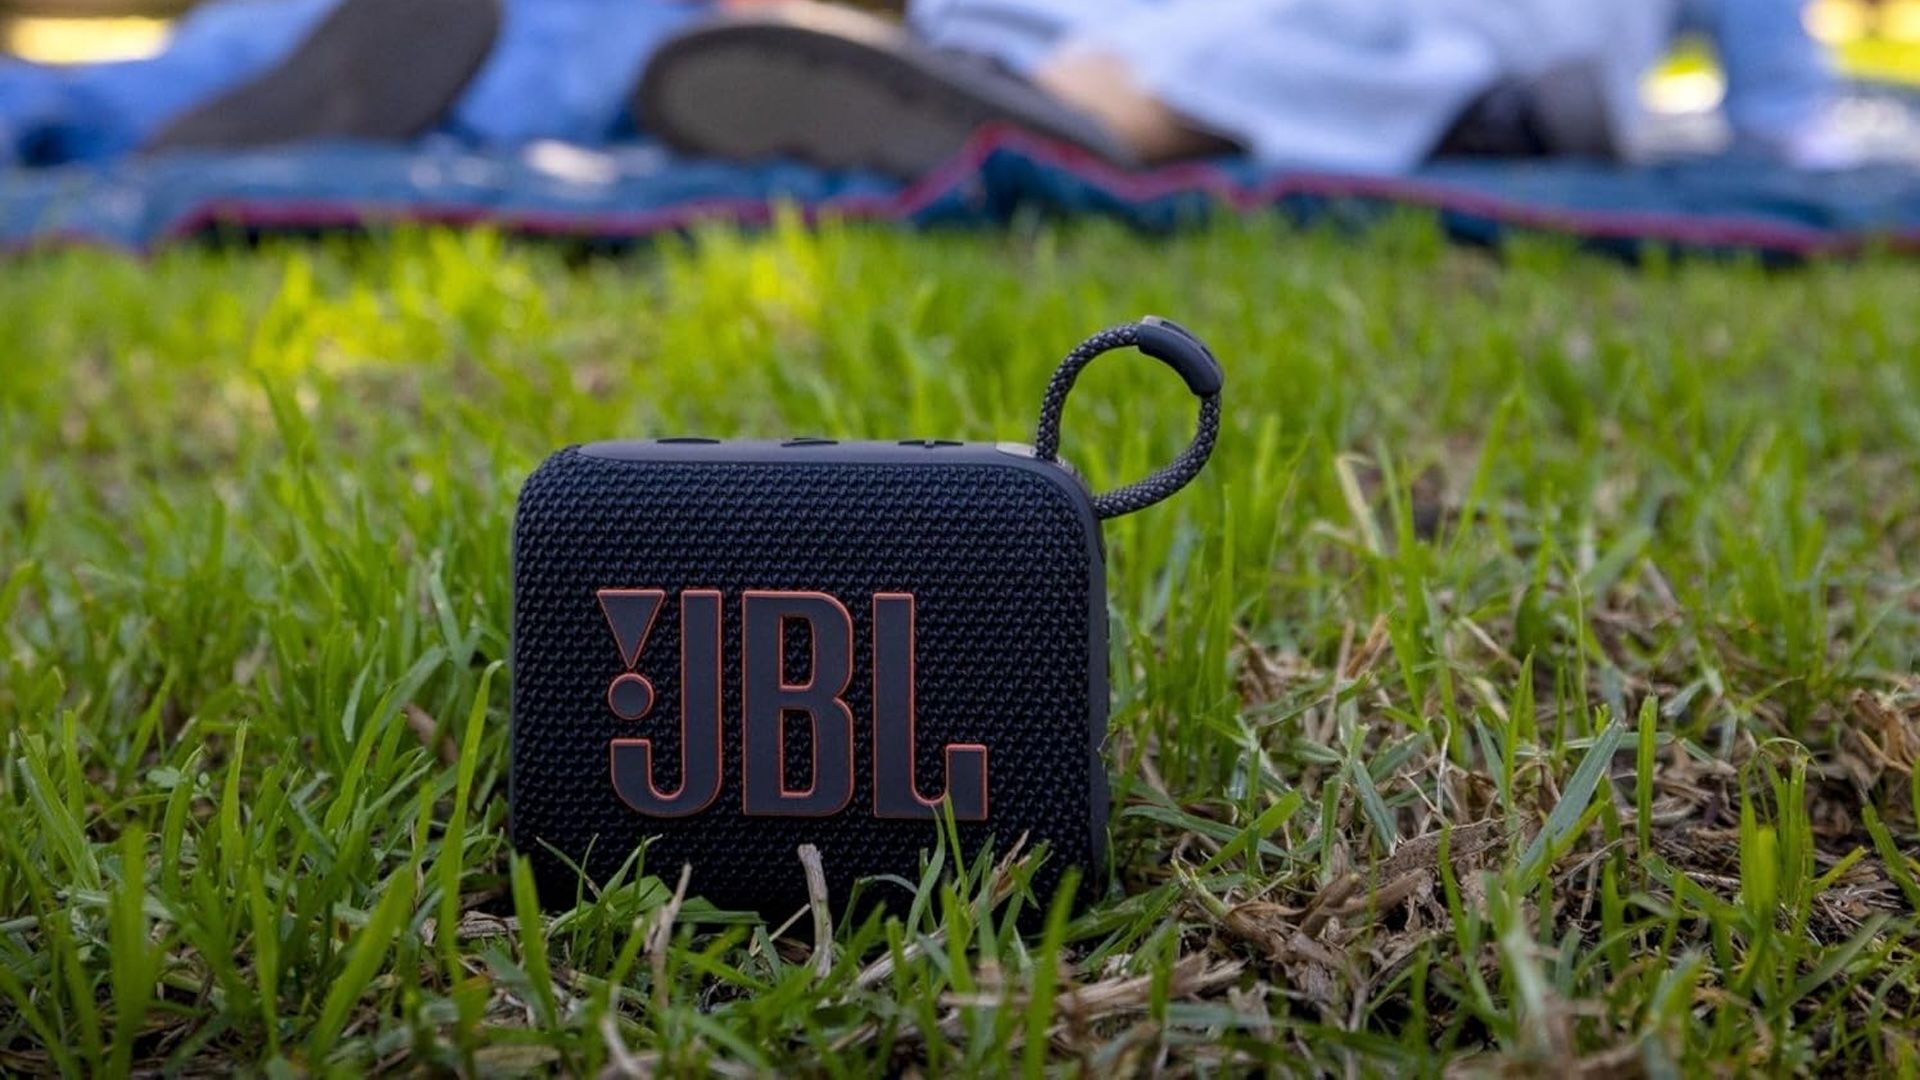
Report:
1032,48,1232,163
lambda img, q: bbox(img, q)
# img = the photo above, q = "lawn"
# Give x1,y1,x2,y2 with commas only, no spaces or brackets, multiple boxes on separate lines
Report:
3,216,1920,1075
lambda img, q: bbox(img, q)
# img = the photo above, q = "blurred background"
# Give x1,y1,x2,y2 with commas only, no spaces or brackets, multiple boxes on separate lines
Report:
5,0,1918,159
8,0,1917,115
4,0,1918,248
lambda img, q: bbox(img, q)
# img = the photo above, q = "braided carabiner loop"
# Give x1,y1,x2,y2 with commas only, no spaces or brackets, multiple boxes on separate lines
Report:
1033,317,1223,520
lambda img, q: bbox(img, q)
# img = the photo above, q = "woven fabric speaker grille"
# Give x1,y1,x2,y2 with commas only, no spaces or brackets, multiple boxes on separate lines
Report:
511,442,1108,912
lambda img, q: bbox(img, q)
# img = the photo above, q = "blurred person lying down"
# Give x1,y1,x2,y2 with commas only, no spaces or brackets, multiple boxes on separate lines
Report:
645,0,1852,173
0,0,1851,174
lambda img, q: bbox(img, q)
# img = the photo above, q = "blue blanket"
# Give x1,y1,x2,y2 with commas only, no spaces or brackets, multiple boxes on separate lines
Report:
6,126,1920,260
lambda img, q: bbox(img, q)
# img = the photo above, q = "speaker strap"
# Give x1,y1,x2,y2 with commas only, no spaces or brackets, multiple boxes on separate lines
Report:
1034,316,1223,520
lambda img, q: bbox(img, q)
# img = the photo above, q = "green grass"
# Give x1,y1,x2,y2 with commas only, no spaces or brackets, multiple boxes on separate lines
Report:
3,216,1920,1075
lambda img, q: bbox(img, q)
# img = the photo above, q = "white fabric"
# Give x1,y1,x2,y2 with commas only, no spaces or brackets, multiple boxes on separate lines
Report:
909,0,1678,173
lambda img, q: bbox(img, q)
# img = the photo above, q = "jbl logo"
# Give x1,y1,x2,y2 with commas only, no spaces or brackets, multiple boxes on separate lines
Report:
596,589,989,822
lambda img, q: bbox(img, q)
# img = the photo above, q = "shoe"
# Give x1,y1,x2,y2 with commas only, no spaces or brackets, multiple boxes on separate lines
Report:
144,0,501,153
636,0,1135,178
1433,61,1619,162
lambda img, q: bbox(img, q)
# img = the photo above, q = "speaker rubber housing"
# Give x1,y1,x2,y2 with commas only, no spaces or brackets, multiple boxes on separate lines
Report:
510,438,1109,913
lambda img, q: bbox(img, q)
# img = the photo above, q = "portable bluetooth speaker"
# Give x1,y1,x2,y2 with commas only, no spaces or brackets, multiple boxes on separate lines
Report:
510,318,1223,913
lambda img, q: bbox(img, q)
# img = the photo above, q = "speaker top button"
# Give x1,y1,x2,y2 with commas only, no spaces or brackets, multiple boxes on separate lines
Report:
900,439,963,448
657,436,719,444
782,437,837,447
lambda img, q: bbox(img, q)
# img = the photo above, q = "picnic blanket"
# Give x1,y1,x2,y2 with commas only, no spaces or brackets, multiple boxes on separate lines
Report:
6,122,1920,260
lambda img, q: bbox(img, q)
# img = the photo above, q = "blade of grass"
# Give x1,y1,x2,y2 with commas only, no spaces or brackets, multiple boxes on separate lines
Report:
1519,713,1626,887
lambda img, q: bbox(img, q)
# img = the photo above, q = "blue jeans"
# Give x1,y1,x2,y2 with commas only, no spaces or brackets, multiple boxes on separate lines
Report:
0,0,704,166
1682,0,1834,141
0,0,333,164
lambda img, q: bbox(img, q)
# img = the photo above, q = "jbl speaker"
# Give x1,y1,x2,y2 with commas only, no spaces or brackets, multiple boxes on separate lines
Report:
510,318,1223,913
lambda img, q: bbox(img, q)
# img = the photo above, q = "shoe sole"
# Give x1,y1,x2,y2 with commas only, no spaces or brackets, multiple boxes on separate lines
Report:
1529,62,1620,161
637,4,1132,178
145,0,501,153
